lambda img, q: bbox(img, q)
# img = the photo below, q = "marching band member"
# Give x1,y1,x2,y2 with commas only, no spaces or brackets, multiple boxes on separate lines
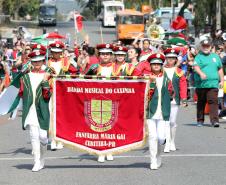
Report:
146,53,172,170
163,48,187,153
18,50,52,172
77,46,99,75
127,46,151,75
31,44,46,52
86,43,115,163
86,43,113,77
47,41,77,75
139,38,153,62
47,41,77,151
112,46,140,76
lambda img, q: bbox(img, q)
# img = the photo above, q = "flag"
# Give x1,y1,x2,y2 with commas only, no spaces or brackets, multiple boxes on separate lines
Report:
0,74,21,115
167,32,187,46
0,62,31,116
74,13,83,33
53,79,148,155
171,16,187,30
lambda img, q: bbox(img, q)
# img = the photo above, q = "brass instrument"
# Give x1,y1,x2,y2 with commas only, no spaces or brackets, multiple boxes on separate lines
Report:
146,24,165,41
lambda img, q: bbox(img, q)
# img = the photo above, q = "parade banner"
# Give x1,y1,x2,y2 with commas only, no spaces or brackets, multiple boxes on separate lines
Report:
53,79,149,155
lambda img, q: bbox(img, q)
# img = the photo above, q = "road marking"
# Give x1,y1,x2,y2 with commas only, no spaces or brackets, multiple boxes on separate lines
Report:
1,154,226,161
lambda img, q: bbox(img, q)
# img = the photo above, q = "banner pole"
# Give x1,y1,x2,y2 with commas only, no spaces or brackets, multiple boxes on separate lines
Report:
100,26,104,43
74,11,79,44
51,74,151,80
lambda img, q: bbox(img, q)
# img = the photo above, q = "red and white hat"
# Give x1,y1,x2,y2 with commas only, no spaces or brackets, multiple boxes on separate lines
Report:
31,44,46,52
96,44,113,53
113,46,128,55
49,41,65,52
28,50,46,62
164,48,179,58
147,53,165,64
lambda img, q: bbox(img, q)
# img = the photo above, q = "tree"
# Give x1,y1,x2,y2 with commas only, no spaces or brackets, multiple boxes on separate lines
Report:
124,0,149,10
221,0,226,30
193,0,226,36
2,0,39,20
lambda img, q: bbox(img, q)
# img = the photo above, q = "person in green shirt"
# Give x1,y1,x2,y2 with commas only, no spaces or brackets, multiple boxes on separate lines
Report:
193,37,224,127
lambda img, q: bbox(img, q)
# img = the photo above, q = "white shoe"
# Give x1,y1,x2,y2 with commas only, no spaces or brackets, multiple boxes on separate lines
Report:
40,159,45,169
170,142,176,151
106,154,114,161
56,142,64,150
170,127,177,151
157,156,162,168
97,155,105,163
51,140,57,151
40,144,46,169
164,144,170,153
32,161,43,172
150,160,158,170
164,124,171,153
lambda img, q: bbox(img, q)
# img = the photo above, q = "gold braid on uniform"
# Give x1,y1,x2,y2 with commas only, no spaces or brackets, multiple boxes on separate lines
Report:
112,63,123,76
125,64,135,76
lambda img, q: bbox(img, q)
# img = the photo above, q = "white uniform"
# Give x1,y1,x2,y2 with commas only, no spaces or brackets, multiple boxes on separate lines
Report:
164,67,179,152
147,75,169,170
48,60,64,150
25,72,48,145
25,71,48,172
97,64,114,163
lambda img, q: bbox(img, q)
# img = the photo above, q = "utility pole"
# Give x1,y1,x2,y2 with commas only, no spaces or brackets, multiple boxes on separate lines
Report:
96,0,98,17
172,0,176,21
159,0,162,8
216,0,221,30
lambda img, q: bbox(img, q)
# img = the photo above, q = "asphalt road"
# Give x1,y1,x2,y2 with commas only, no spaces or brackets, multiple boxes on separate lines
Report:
1,103,226,185
42,21,116,46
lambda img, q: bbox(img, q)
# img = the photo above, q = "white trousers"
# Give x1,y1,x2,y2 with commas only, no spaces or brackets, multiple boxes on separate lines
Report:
29,125,48,145
29,125,48,162
169,104,179,127
147,119,167,144
147,119,168,164
164,104,179,152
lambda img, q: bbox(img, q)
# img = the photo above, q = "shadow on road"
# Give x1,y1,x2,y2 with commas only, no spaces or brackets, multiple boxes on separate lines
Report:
184,123,213,127
0,147,31,155
13,162,150,171
133,146,149,153
13,164,33,171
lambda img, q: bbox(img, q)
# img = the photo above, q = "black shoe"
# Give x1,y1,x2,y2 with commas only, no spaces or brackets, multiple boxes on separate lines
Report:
212,122,220,127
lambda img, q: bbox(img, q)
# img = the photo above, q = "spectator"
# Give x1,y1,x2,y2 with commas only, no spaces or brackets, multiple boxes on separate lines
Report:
193,37,224,127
